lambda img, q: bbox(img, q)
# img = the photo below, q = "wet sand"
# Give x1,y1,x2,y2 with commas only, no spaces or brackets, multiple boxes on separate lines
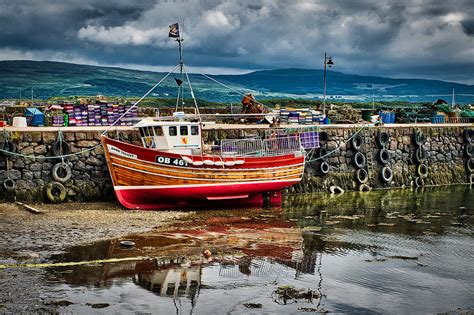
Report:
0,202,191,313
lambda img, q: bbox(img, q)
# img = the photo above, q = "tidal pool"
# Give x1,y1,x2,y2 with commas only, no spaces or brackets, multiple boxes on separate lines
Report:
32,187,474,313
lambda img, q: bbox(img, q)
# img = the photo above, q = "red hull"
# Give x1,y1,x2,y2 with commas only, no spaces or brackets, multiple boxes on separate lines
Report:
102,136,304,210
115,181,291,210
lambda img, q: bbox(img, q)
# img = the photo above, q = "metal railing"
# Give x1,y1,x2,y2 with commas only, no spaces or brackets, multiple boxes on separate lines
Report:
263,135,302,156
221,135,304,157
221,138,264,157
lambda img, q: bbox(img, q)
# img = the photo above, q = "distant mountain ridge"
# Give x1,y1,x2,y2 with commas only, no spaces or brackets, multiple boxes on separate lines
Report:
0,60,473,104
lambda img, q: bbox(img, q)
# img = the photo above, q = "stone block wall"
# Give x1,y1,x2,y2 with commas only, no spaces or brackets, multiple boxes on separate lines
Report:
0,125,471,203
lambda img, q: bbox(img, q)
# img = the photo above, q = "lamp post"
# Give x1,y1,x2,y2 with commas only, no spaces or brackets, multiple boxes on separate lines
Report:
322,52,333,117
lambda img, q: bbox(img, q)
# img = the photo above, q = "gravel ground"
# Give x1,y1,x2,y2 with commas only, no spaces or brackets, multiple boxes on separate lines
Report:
0,202,192,313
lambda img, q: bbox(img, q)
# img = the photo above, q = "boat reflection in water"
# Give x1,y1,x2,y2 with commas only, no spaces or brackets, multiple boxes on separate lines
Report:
133,261,201,299
50,187,472,314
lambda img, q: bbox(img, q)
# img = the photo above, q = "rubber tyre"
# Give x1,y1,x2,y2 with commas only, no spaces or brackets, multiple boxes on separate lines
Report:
351,134,363,151
359,183,372,192
413,130,424,147
318,147,328,159
378,149,390,165
376,131,390,148
45,181,67,203
52,140,70,157
1,140,16,157
356,168,369,184
418,164,429,179
414,148,425,164
464,143,473,158
52,163,72,183
320,161,330,175
464,129,473,144
467,158,474,173
319,131,329,145
3,178,16,191
380,166,393,183
329,185,344,194
354,152,366,169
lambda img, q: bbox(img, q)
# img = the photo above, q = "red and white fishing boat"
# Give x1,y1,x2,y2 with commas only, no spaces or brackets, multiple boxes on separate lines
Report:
102,120,306,209
101,22,316,210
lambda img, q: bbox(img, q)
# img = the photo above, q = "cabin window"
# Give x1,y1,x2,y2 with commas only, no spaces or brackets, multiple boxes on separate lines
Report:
139,128,146,137
154,126,163,136
169,126,177,136
146,127,154,137
191,126,199,135
180,126,188,136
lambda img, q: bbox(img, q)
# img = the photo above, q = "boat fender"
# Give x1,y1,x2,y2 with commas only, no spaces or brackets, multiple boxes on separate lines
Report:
318,147,328,159
214,161,224,167
351,134,363,151
378,149,390,165
413,130,424,147
224,161,236,167
1,140,16,157
52,163,72,183
182,156,193,164
463,129,473,144
52,140,70,157
319,131,329,145
3,178,16,191
359,183,372,192
415,176,425,188
329,185,344,194
354,152,366,169
320,161,330,175
380,166,393,183
203,159,214,166
417,164,429,179
376,131,390,148
356,168,369,184
192,161,204,166
45,181,67,203
234,160,245,165
467,158,474,173
464,143,473,158
414,148,425,164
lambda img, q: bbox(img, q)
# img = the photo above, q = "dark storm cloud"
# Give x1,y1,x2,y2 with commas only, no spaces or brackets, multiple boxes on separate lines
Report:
0,0,473,83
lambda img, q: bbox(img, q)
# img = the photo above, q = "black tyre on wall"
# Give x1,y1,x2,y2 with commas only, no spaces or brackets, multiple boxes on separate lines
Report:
380,166,393,183
52,140,70,157
320,161,330,175
1,140,16,157
351,134,363,151
378,149,390,165
354,152,366,169
356,168,369,184
45,181,67,203
376,131,390,148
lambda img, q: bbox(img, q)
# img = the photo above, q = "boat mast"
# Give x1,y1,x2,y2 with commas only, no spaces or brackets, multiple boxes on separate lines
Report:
176,35,184,112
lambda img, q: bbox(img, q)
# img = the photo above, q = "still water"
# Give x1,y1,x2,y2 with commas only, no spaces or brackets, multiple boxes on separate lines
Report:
47,187,472,314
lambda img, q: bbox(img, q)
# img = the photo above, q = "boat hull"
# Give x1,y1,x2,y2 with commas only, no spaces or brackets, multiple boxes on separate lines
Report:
102,136,304,210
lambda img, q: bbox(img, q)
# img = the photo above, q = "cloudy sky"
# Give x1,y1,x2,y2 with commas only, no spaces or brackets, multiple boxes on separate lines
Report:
0,0,473,83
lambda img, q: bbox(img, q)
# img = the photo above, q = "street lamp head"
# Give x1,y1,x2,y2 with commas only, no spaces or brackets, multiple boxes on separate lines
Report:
326,57,334,67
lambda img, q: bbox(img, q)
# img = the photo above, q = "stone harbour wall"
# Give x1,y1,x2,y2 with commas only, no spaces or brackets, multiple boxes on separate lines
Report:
0,125,472,203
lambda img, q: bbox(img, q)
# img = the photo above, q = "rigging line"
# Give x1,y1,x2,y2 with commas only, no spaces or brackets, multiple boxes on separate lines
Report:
183,63,201,119
199,72,267,109
101,63,181,136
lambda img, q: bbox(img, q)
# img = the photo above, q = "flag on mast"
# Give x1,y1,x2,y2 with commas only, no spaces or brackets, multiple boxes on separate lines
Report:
169,23,180,38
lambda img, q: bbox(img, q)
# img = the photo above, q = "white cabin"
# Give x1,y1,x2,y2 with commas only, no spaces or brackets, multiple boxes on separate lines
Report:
134,119,204,155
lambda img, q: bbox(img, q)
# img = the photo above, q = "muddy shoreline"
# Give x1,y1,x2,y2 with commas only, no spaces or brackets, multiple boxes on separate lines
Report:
0,202,191,313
